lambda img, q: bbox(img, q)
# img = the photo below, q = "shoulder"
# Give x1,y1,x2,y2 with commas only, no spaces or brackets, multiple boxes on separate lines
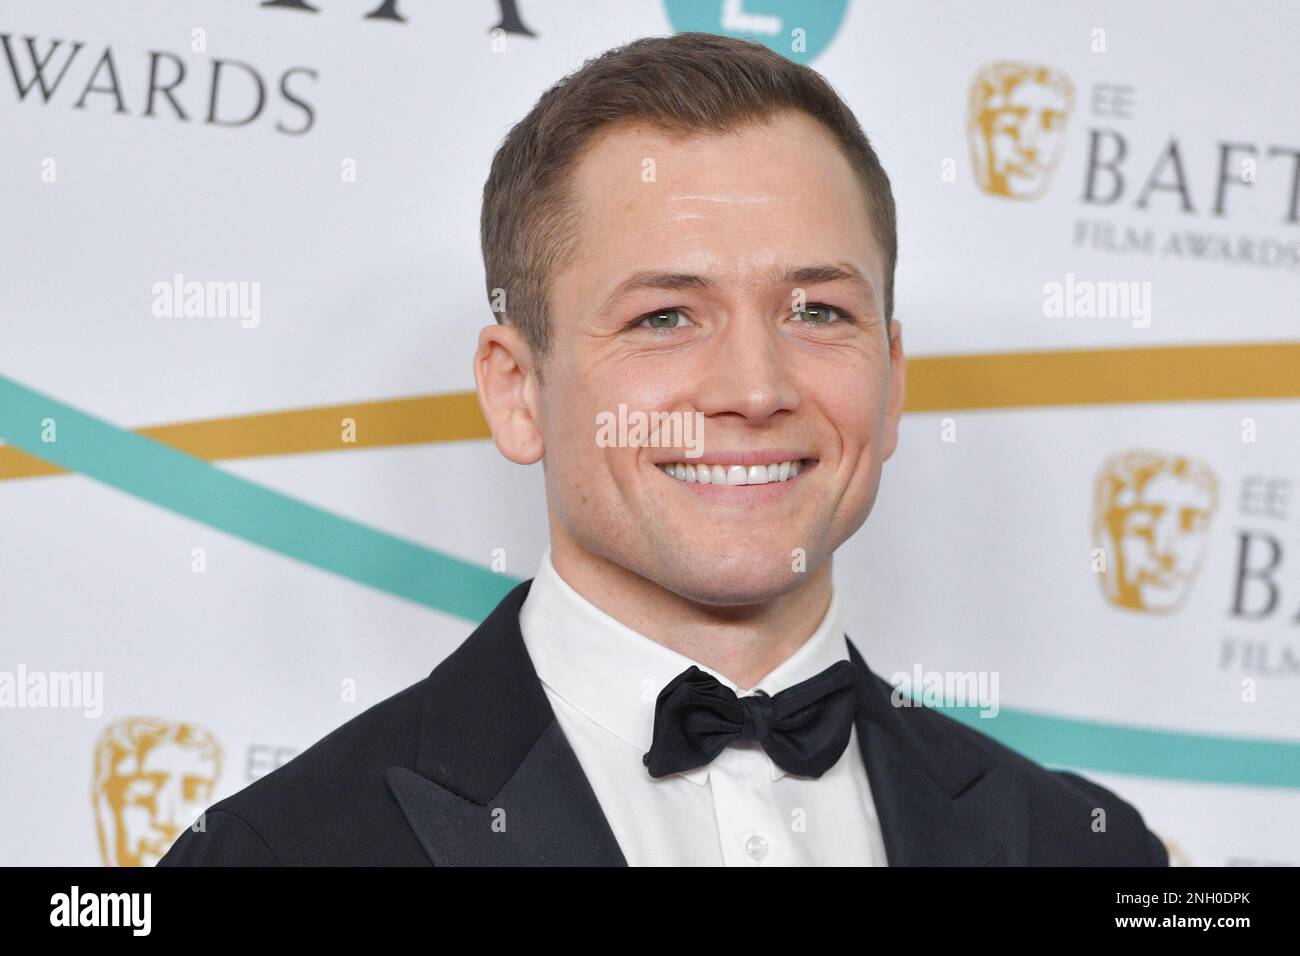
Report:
158,675,432,866
871,671,1168,866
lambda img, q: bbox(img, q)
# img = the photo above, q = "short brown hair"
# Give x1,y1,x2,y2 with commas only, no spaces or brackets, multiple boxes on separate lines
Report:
479,32,897,378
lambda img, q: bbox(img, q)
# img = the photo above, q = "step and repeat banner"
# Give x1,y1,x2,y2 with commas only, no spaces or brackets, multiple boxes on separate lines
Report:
2,1,1297,866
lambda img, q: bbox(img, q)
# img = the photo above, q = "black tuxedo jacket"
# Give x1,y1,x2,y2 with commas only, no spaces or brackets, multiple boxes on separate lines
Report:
158,578,1169,866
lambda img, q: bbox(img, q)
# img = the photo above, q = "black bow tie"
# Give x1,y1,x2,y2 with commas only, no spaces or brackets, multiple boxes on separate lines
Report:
642,659,857,779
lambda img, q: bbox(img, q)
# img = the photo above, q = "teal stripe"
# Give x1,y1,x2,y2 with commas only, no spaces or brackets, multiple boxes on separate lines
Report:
933,701,1300,789
3,372,1298,789
0,374,519,621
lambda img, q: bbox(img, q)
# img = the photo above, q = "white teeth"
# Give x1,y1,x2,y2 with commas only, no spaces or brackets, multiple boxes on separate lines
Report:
659,459,809,486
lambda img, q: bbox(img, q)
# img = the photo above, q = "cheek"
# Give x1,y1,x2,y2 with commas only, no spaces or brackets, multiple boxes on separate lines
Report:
541,384,592,480
543,384,636,508
818,372,885,453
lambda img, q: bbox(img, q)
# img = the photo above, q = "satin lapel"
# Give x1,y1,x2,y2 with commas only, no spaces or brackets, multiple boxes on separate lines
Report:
847,637,1007,866
386,578,627,866
387,720,626,866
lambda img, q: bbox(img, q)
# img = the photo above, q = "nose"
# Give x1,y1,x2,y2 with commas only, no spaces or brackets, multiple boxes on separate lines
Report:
693,309,800,422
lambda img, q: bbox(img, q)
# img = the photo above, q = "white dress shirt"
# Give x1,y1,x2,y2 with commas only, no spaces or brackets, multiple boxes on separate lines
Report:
518,546,889,866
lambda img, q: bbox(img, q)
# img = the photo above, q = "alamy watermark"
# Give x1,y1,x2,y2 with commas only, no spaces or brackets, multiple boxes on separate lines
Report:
889,663,999,718
0,664,103,718
595,403,704,458
1042,272,1151,328
152,273,261,328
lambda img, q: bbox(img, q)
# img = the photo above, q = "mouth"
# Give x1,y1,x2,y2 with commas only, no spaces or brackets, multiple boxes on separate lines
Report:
655,456,818,488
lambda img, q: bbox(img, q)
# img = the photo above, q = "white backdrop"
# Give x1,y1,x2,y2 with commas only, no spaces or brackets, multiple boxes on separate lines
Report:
2,0,1297,867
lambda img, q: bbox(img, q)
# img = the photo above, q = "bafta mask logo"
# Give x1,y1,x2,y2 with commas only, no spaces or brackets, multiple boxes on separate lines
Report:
1092,450,1218,613
92,718,221,867
968,62,1074,199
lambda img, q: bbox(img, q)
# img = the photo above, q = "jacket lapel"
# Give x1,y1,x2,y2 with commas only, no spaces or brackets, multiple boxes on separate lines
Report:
387,575,1006,867
846,637,1008,866
386,578,627,866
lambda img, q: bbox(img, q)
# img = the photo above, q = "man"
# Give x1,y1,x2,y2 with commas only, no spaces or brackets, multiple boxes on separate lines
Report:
159,32,1168,867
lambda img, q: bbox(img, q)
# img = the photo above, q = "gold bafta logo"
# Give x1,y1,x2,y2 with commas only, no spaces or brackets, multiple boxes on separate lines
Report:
1092,450,1218,613
968,62,1074,199
92,718,222,867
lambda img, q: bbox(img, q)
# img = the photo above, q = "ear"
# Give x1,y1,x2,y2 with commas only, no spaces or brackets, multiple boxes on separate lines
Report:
881,318,906,461
473,323,545,465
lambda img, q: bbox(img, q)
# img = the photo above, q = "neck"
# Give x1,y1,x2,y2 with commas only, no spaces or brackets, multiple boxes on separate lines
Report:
548,537,834,691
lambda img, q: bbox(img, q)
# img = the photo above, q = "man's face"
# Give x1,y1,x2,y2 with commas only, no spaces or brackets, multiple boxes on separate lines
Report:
532,110,903,605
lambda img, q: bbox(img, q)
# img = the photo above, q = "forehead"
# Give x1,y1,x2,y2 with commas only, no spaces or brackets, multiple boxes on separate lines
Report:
558,111,883,294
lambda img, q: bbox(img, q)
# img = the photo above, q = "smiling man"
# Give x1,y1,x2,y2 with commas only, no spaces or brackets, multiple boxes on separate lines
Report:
159,32,1167,867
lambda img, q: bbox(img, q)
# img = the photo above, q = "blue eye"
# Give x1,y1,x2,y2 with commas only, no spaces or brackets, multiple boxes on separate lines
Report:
793,303,852,325
632,308,689,333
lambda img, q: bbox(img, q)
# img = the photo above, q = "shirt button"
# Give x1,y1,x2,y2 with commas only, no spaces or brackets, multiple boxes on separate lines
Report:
744,834,769,862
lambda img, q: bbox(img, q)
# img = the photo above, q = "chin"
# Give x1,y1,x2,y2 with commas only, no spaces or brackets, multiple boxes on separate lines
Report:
646,558,810,608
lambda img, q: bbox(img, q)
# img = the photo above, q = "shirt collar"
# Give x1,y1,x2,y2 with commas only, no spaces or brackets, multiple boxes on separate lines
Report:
518,546,849,785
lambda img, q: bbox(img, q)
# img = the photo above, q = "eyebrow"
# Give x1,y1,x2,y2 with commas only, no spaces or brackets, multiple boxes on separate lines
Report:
598,262,874,314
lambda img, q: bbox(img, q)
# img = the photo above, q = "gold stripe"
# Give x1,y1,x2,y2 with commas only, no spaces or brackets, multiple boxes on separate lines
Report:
0,392,490,480
3,342,1297,481
903,341,1300,412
